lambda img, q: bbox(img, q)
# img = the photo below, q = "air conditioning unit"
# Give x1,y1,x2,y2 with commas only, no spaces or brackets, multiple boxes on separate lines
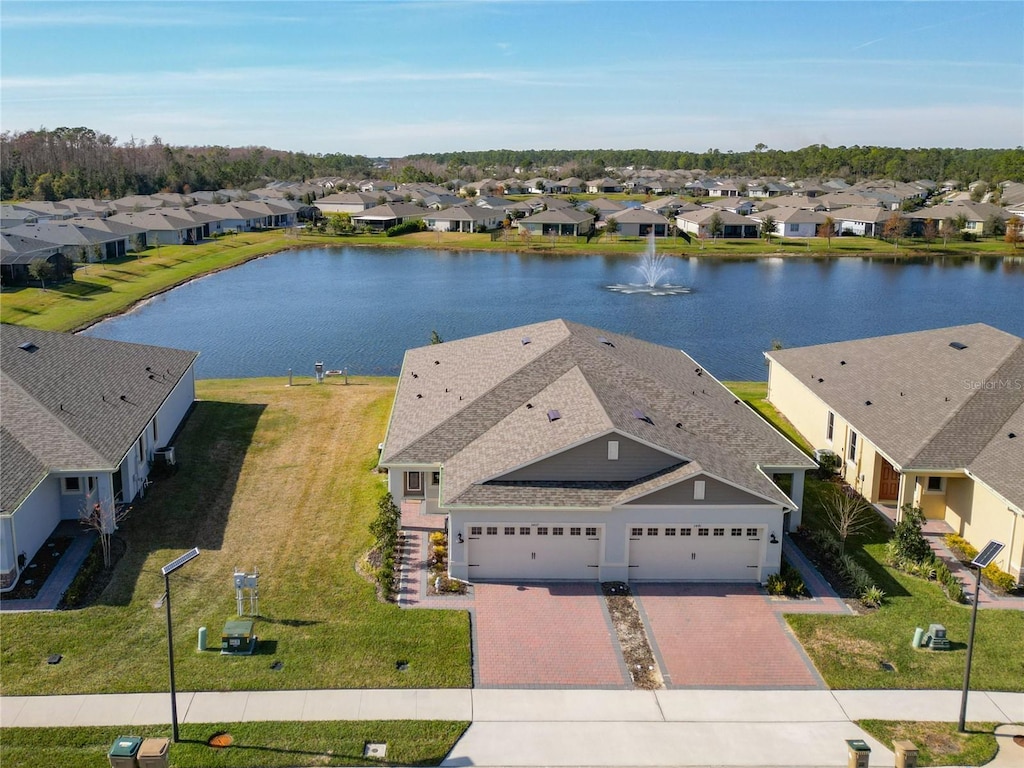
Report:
153,446,176,467
813,448,840,472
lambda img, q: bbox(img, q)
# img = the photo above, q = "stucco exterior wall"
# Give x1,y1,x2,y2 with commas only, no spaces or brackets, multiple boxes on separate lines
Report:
947,477,1022,580
0,477,61,590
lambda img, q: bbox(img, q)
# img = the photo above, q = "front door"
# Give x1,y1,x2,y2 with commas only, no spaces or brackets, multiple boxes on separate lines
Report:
404,471,424,497
879,460,900,502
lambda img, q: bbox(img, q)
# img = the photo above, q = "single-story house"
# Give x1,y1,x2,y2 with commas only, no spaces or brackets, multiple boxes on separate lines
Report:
517,208,595,237
906,203,1010,236
675,209,759,239
702,198,756,215
550,177,584,194
0,327,198,592
830,206,893,237
351,203,427,232
749,208,826,238
424,206,503,233
380,320,814,583
642,197,701,216
586,178,624,194
583,198,626,219
604,207,672,237
765,324,1024,583
0,233,72,286
4,221,128,262
314,192,382,215
107,209,208,245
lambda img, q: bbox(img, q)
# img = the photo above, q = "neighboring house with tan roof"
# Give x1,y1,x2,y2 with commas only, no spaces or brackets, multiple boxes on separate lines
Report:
766,324,1024,583
380,320,814,583
0,327,198,592
517,208,595,237
603,207,672,237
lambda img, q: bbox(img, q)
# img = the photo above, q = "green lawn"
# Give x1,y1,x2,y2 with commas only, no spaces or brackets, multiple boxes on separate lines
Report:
723,381,814,455
786,477,1024,690
0,378,471,695
0,721,469,768
856,721,999,767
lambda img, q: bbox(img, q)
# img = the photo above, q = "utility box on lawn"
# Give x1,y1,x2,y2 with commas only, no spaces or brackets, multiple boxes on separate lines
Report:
137,738,170,768
894,740,918,768
220,618,256,655
108,736,142,768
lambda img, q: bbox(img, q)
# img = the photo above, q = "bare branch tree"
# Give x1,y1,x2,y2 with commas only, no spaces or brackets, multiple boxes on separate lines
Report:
79,493,132,568
825,486,875,554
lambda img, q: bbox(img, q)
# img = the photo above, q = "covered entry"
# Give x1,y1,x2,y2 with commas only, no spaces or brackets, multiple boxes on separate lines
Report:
466,523,601,580
628,524,762,581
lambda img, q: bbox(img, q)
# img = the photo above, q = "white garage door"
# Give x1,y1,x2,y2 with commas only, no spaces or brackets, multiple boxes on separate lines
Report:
466,523,601,580
628,524,762,581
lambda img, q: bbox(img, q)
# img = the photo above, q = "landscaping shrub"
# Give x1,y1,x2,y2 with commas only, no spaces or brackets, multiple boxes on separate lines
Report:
781,560,809,597
765,573,786,596
802,528,880,604
368,492,401,600
386,220,427,237
944,534,1018,593
60,541,101,608
891,504,931,563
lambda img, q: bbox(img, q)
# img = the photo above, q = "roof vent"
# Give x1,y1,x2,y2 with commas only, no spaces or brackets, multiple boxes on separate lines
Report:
597,336,614,347
547,409,561,422
525,403,533,409
840,360,846,366
416,393,422,399
817,378,824,383
676,422,683,429
949,342,968,350
865,400,872,406
632,408,654,425
521,337,531,345
1009,433,1017,439
695,367,703,376
411,372,418,378
18,342,38,353
433,360,440,365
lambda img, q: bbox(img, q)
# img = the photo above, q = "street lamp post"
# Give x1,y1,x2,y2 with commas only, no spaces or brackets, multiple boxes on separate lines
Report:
958,540,1004,733
162,547,200,743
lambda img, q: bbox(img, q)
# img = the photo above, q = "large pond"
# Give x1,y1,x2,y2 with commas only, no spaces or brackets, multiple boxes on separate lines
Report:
83,247,1024,381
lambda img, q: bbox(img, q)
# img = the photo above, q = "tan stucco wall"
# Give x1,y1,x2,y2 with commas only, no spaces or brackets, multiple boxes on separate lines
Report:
947,477,1022,580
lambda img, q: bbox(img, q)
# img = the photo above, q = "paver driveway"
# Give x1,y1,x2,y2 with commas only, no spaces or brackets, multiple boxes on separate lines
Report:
634,584,824,689
472,582,629,688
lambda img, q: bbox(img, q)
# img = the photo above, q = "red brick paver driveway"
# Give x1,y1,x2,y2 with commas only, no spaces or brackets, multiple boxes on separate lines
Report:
634,584,823,689
473,582,629,688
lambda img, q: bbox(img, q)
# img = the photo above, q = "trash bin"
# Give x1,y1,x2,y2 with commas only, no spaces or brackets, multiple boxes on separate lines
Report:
137,738,170,768
108,736,142,768
846,738,871,768
894,740,918,768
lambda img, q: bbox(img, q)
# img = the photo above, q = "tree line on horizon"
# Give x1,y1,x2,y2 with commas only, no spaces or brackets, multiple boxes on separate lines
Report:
2,126,1023,202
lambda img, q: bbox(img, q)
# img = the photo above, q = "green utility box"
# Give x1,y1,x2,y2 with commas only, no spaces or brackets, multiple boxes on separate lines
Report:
846,739,871,768
108,736,142,768
221,619,256,655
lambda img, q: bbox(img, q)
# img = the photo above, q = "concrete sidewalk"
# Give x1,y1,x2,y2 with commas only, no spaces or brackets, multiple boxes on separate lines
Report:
2,688,1021,767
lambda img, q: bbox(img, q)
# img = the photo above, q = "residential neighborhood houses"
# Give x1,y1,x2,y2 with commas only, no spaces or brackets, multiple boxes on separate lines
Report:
2,170,1022,285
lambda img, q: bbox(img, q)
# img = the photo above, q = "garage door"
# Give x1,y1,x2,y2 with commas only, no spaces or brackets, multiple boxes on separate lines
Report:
628,524,761,581
467,523,601,580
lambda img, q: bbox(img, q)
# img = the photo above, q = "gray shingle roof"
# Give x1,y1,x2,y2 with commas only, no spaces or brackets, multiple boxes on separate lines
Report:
381,320,812,510
767,324,1024,509
1,326,198,512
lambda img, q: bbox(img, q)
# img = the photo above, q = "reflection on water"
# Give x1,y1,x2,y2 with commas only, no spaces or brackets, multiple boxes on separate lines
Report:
83,247,1024,381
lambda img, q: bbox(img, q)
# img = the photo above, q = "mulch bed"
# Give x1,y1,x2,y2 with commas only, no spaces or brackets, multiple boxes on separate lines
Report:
2,537,73,600
602,581,663,689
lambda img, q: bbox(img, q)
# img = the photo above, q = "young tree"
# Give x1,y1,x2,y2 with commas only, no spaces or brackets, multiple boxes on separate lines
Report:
921,218,938,245
1005,216,1023,250
984,214,1005,237
941,217,956,246
80,494,132,568
817,216,836,248
604,216,620,240
882,212,909,250
327,213,352,235
760,214,776,243
708,212,724,242
27,258,54,288
825,486,874,554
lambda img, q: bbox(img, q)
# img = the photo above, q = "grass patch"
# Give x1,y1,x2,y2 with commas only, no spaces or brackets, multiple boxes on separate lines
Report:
723,381,814,455
0,720,469,768
856,721,999,766
785,479,1024,690
0,377,471,694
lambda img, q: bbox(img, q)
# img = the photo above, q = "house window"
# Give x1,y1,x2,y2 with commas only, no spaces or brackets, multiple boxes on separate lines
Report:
926,476,945,493
746,528,758,537
152,420,159,444
713,528,725,536
788,223,799,233
537,527,548,535
137,437,145,462
504,526,515,535
632,527,643,537
848,430,859,462
665,527,676,536
406,471,423,493
731,528,743,536
647,527,659,536
570,527,581,536
87,476,96,494
586,527,598,537
486,526,497,535
552,527,564,536
608,440,619,460
61,477,81,494
826,411,835,442
698,528,709,536
519,527,531,536
694,480,706,500
681,527,692,536
431,471,440,485
470,526,482,536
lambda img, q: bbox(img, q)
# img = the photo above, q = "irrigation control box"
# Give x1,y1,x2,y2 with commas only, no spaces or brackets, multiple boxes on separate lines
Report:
220,618,256,655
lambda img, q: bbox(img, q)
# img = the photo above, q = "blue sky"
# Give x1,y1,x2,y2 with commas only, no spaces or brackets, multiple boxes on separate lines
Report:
2,0,1021,155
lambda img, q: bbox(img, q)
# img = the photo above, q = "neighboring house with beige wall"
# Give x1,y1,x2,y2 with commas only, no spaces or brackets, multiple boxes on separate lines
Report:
765,324,1024,583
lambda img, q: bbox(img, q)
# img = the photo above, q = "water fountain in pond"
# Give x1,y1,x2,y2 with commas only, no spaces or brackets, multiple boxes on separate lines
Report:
607,233,691,296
